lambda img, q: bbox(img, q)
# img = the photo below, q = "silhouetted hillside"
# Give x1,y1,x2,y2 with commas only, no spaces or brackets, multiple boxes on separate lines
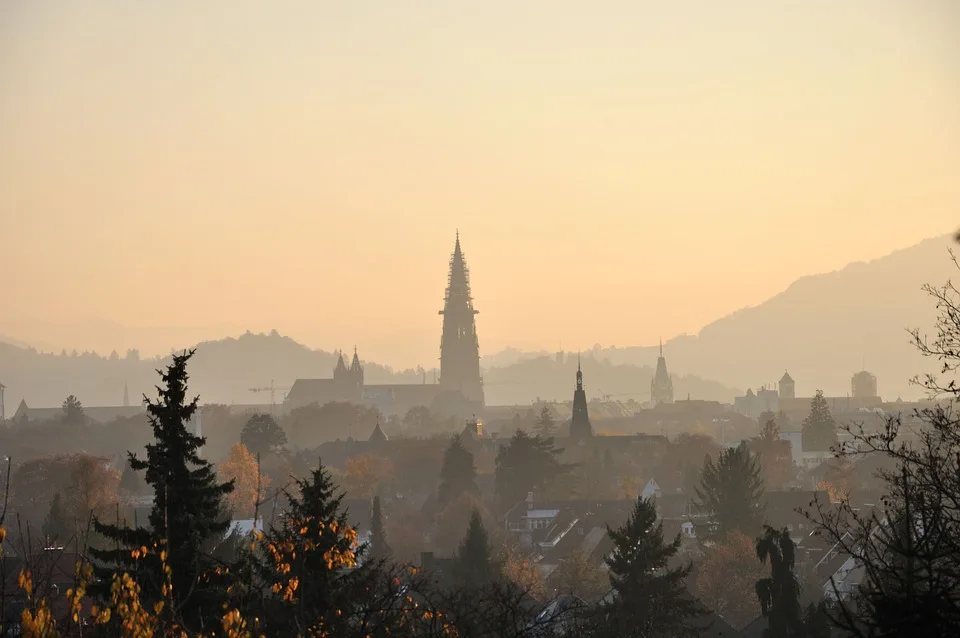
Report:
488,235,953,400
482,354,739,405
0,331,431,409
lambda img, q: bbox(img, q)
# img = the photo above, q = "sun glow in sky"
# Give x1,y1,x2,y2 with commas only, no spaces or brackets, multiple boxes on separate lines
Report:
1,1,957,366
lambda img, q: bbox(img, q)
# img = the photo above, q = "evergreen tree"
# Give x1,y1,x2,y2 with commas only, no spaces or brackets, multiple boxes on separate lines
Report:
41,493,71,546
601,496,702,637
438,435,479,508
801,390,837,452
695,442,766,540
118,457,148,495
259,460,366,635
369,494,391,561
61,394,85,426
534,406,556,437
239,412,287,456
455,508,495,588
494,430,568,511
91,350,234,632
755,526,801,638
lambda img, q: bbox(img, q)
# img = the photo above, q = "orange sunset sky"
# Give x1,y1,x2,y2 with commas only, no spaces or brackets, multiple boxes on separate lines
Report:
1,1,957,367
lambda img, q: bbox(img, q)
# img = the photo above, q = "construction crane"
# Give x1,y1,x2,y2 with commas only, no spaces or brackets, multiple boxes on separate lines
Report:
249,380,289,417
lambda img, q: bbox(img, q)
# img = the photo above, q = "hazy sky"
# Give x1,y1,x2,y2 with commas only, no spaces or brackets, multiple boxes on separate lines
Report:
1,1,957,367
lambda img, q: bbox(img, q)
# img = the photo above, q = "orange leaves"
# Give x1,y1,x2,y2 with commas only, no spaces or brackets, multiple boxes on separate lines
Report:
18,569,34,598
693,530,767,630
221,609,254,638
219,443,270,518
343,453,394,499
21,600,58,638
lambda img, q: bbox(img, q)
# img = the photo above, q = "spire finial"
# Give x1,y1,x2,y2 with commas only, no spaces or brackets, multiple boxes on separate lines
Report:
659,337,663,357
578,351,581,371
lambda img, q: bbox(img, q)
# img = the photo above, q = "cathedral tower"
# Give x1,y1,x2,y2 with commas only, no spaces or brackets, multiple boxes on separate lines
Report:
650,339,674,405
569,357,593,440
438,233,484,405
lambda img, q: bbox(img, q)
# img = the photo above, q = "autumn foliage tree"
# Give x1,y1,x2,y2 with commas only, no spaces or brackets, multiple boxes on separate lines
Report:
693,530,766,630
342,452,394,499
500,543,545,600
219,443,269,518
751,419,793,490
546,549,610,603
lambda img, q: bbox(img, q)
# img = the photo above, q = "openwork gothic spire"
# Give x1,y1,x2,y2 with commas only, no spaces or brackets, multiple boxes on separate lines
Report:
438,233,484,406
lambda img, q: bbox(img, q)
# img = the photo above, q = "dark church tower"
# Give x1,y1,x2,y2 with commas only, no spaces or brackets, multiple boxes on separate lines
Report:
333,348,363,403
438,233,484,405
569,357,593,440
650,339,674,405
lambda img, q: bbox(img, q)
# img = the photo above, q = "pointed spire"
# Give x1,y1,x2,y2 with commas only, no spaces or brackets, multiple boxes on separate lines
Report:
570,359,592,439
576,351,583,390
369,418,388,442
659,337,663,357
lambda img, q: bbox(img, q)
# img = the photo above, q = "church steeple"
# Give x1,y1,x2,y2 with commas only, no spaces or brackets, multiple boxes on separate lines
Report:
438,232,484,406
570,355,593,440
651,341,674,405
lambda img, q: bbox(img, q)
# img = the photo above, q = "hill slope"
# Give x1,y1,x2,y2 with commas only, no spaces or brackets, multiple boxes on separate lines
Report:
546,234,954,400
0,332,430,410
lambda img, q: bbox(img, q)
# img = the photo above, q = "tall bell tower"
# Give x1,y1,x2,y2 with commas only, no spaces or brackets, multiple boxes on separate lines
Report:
438,232,484,405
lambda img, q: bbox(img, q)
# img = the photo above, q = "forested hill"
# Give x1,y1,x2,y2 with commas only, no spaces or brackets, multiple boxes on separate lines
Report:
0,331,429,409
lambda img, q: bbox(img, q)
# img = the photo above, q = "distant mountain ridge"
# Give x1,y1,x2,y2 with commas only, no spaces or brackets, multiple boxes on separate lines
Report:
0,331,433,411
486,234,954,401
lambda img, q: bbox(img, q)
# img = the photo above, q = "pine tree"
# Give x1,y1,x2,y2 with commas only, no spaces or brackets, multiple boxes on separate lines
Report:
61,394,85,426
42,493,72,547
91,350,234,632
118,457,148,495
695,442,766,540
602,496,702,637
755,526,802,638
494,429,568,511
370,495,391,561
455,508,495,588
438,435,478,508
802,390,837,452
260,460,364,635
